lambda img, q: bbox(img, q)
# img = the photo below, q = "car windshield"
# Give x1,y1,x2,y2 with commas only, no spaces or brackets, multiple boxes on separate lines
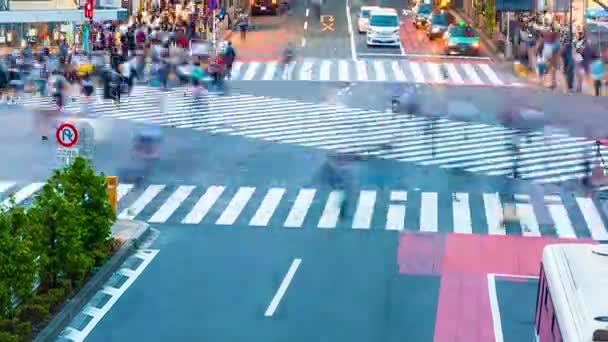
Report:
417,4,432,14
450,26,477,37
361,10,371,18
370,15,398,27
431,14,448,25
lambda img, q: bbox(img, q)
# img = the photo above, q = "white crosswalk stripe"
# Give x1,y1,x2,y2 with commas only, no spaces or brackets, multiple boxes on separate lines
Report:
225,59,512,85
320,60,331,81
391,61,407,81
355,60,368,81
2,181,607,239
300,60,314,80
262,62,277,80
20,87,606,184
242,62,260,80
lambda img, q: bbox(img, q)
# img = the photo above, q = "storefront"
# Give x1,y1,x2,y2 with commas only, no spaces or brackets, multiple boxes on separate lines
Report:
0,8,127,49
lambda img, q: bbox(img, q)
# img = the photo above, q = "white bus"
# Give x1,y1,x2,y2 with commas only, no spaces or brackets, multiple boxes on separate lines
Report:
535,243,608,342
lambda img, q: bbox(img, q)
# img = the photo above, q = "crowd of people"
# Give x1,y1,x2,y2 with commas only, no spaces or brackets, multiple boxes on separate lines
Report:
0,11,241,108
513,23,607,96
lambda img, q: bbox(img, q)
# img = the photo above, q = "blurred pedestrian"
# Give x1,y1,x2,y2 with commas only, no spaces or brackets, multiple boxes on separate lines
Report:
590,53,604,96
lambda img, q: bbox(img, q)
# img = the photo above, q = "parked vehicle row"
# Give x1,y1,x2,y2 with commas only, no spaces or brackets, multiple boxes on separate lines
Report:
411,4,480,55
357,6,402,48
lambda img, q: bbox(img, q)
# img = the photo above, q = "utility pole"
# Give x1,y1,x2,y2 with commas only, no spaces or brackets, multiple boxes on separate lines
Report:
567,0,574,91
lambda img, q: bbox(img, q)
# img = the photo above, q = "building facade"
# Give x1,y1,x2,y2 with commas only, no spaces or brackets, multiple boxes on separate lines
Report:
0,0,127,49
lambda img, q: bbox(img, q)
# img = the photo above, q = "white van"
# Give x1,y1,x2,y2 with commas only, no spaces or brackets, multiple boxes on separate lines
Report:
366,8,401,47
357,6,379,33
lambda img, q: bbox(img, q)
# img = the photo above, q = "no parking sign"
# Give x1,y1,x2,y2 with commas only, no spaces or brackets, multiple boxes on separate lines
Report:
56,122,80,165
56,122,79,148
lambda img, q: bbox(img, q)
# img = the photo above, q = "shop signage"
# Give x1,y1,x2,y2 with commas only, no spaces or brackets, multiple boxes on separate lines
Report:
99,0,121,7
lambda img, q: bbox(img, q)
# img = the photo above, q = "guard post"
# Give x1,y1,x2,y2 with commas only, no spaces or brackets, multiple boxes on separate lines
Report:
106,176,118,213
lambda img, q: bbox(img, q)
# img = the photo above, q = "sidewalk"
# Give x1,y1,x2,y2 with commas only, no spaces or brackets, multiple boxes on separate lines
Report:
450,9,607,97
513,62,608,96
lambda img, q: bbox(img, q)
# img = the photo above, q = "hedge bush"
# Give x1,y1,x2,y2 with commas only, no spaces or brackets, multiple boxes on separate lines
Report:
0,157,116,341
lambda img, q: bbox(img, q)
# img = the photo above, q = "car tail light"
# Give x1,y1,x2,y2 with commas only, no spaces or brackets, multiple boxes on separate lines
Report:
472,42,479,48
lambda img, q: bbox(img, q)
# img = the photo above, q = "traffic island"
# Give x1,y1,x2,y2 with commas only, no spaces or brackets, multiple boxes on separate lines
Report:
0,156,152,342
33,220,152,342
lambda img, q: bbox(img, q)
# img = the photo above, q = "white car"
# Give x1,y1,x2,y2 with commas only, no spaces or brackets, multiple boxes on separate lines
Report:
366,7,401,47
357,6,379,33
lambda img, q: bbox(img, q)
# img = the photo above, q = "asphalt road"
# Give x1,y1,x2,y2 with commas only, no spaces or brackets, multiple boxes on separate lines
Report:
83,225,426,342
351,0,408,59
0,100,532,194
298,0,353,58
71,225,555,342
233,80,608,139
3,84,605,341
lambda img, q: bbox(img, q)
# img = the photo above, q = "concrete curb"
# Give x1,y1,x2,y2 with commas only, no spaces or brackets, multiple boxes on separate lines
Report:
34,220,151,342
512,62,529,78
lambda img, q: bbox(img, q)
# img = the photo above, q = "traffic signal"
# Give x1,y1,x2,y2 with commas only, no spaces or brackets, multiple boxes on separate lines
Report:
84,1,93,19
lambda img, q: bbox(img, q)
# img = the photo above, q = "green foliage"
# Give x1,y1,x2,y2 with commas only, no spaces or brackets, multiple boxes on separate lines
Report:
16,304,49,327
0,199,38,319
473,0,483,26
45,288,68,313
484,0,496,34
29,157,114,288
0,156,117,339
29,183,93,288
0,318,13,331
59,157,115,265
0,331,19,342
14,321,31,342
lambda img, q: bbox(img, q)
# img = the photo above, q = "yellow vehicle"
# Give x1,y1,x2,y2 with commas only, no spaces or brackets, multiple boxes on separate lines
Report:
76,63,95,77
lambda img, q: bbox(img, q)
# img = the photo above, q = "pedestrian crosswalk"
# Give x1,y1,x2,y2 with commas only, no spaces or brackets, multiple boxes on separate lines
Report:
20,87,608,184
2,180,608,239
228,59,517,86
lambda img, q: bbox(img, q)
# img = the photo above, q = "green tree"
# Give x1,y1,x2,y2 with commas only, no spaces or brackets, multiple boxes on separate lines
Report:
29,183,93,289
57,157,115,264
29,157,114,288
0,200,38,319
484,0,496,34
473,0,483,26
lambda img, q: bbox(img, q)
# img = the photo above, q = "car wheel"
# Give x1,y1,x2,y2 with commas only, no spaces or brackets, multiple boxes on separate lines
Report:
391,100,400,113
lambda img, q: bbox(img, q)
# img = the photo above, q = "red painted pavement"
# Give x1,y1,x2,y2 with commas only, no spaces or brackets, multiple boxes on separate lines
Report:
397,233,594,342
435,273,494,342
400,19,446,56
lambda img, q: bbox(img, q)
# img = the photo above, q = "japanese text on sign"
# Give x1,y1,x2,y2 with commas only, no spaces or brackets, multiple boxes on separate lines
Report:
56,147,79,165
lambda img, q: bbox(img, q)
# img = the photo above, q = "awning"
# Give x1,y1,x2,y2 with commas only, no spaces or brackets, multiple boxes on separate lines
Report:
0,8,128,23
495,0,535,11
